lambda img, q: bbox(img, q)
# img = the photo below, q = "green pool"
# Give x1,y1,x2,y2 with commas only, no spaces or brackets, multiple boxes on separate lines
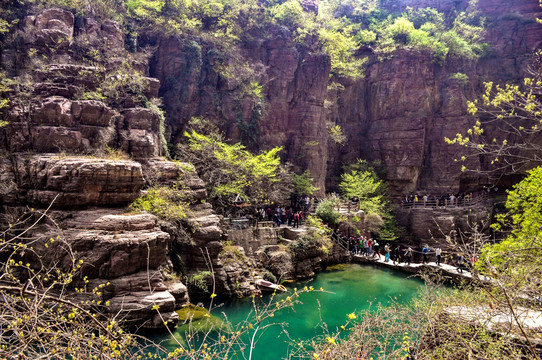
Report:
144,263,425,359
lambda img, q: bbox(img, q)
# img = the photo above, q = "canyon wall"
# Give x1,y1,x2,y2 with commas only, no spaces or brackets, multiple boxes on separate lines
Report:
150,0,542,196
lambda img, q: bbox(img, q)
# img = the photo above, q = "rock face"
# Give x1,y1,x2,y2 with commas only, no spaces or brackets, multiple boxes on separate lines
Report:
150,0,542,197
0,8,183,328
151,34,331,194
2,155,144,207
32,209,178,328
395,204,492,241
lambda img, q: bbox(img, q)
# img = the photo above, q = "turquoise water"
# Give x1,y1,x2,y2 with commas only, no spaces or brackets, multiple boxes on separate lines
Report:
145,263,425,359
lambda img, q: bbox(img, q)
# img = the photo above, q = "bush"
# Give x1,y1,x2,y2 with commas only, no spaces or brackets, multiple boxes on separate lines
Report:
450,72,470,86
189,270,212,292
130,186,188,221
315,198,341,226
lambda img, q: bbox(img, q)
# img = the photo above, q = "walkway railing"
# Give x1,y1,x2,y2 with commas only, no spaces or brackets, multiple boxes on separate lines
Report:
330,231,349,252
399,193,500,209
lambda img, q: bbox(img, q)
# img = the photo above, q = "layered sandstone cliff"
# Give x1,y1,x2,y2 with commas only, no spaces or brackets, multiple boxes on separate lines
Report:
148,0,542,197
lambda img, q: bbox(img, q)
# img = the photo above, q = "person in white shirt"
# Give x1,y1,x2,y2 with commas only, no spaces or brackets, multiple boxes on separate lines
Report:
435,247,442,266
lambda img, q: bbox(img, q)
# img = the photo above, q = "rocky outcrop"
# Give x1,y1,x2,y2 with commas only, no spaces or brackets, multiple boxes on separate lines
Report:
149,0,542,198
29,209,178,328
0,7,183,328
1,155,144,208
395,204,492,241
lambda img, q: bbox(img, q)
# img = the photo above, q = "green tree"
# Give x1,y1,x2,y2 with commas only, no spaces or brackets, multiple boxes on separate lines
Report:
338,159,384,214
176,126,293,213
292,170,319,196
446,51,542,360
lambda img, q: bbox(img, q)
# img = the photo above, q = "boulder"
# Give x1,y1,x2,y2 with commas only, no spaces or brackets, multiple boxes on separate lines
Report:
31,97,73,126
167,282,190,306
72,100,115,127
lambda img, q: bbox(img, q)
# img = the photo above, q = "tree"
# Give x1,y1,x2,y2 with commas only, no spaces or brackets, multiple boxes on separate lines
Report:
338,159,384,214
176,125,293,214
292,170,319,196
445,52,542,360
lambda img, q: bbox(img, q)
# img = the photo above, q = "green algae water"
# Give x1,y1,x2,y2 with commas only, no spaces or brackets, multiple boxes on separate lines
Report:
145,263,424,359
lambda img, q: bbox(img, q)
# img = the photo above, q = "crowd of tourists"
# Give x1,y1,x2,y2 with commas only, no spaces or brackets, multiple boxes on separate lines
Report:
337,235,470,272
402,186,500,208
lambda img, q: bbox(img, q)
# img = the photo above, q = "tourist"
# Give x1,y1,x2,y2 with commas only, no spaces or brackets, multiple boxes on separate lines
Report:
393,246,401,264
286,208,292,226
267,206,273,221
457,254,464,273
449,193,456,206
422,245,429,264
362,237,368,256
372,241,381,260
273,212,281,227
384,244,391,262
435,247,442,266
293,211,299,228
354,237,360,255
405,247,413,265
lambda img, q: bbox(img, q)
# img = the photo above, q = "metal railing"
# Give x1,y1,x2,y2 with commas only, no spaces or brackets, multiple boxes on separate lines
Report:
399,193,500,209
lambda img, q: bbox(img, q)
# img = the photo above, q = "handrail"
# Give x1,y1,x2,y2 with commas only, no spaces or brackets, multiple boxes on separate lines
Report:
330,231,349,252
399,193,501,209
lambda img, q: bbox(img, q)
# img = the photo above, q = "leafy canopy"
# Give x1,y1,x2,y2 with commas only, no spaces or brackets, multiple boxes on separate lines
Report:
292,170,319,196
176,126,293,213
339,159,384,214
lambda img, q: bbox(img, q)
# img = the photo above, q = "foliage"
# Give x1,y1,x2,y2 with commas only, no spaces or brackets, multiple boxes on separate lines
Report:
292,170,319,196
328,124,346,144
176,126,293,214
478,166,542,278
0,72,12,121
289,221,333,258
446,50,542,359
359,4,486,64
446,51,542,176
449,72,470,86
339,159,384,214
316,20,367,79
100,61,149,106
130,186,188,221
189,270,213,292
315,197,341,226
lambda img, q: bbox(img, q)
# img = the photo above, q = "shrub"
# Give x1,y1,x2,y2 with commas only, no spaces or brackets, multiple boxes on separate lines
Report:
450,72,470,86
130,186,188,221
315,198,341,226
189,270,212,292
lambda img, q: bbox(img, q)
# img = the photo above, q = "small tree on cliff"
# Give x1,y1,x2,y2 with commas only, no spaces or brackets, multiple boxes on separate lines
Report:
175,119,293,214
